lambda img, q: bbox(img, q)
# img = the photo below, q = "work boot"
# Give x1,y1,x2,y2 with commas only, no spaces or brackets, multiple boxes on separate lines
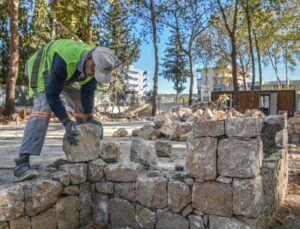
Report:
14,154,38,182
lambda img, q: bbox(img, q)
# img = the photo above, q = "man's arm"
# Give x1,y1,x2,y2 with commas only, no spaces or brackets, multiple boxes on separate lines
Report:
45,54,69,122
80,77,97,116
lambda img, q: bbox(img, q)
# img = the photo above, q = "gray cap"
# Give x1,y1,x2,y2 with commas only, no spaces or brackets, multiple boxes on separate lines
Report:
92,47,115,84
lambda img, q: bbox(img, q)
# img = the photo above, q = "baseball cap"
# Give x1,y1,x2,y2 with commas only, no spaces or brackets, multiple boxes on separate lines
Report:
92,47,115,84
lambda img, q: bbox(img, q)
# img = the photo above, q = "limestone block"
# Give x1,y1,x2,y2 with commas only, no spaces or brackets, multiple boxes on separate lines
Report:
31,208,56,229
79,191,91,227
95,182,114,194
186,137,217,180
155,141,172,157
25,179,62,216
156,211,189,229
51,171,70,186
193,119,225,137
92,194,109,226
114,183,136,201
216,176,232,184
192,181,232,217
189,214,205,229
60,163,87,184
218,138,262,178
209,215,251,229
233,176,263,217
225,117,262,137
108,198,136,228
275,129,288,148
138,127,161,140
136,175,168,209
104,162,140,182
294,124,300,134
154,114,173,129
159,117,176,137
56,196,80,229
62,185,79,195
9,217,30,229
87,159,106,182
112,128,128,137
130,138,158,166
168,181,191,213
100,141,121,163
290,134,299,144
135,205,157,229
0,183,24,221
181,204,193,217
62,124,101,162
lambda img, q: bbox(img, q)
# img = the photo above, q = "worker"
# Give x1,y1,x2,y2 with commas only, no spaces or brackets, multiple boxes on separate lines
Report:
14,39,115,182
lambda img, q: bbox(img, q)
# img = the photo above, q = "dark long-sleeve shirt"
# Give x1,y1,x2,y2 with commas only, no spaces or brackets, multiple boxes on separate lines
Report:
45,53,97,122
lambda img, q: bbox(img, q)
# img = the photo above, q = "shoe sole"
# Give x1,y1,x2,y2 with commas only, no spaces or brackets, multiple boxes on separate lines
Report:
14,169,39,183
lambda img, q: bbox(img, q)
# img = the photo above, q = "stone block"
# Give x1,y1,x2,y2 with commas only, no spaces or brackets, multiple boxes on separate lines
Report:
181,204,193,217
130,138,158,166
209,215,251,229
114,183,136,201
108,198,136,228
168,181,191,213
56,196,80,229
233,176,263,217
104,162,140,182
186,137,217,180
60,163,87,184
31,208,56,229
95,182,114,194
138,127,161,140
0,183,24,221
136,175,168,209
135,205,157,229
218,138,262,178
192,181,232,217
294,124,300,134
225,117,262,137
62,124,101,162
79,187,91,227
9,217,30,229
100,141,121,163
193,119,225,137
92,194,109,226
189,214,205,229
87,159,106,182
51,171,70,186
155,141,172,157
156,211,189,229
25,179,62,216
275,129,288,148
62,185,79,195
112,128,128,137
290,134,299,144
216,176,232,184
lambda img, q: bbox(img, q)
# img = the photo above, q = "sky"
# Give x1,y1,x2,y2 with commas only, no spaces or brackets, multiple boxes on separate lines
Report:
133,30,300,95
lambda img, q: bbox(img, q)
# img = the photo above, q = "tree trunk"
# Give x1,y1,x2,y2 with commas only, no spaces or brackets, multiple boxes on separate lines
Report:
150,0,159,116
231,36,240,110
175,92,179,103
268,49,281,90
4,0,19,117
285,46,289,89
188,53,194,106
252,27,262,90
50,0,57,39
86,0,93,44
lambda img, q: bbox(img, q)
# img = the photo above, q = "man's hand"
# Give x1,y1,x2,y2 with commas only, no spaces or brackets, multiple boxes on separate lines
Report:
62,118,79,145
86,117,103,140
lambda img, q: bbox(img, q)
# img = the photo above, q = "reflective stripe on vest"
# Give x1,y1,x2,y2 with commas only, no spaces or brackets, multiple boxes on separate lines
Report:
30,46,45,94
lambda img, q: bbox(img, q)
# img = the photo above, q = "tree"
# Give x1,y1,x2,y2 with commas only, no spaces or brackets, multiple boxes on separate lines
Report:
161,32,188,103
4,0,19,116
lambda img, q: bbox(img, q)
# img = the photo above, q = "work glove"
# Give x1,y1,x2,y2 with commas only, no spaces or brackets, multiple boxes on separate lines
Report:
62,118,79,145
86,117,104,140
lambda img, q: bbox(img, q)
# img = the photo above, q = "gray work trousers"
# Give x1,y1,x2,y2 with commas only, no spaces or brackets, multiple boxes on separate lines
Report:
20,83,83,156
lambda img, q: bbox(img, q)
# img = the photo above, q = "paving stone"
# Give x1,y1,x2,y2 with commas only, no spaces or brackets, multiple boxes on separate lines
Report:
193,119,225,137
31,208,56,229
192,181,232,217
130,138,158,166
156,211,189,229
135,205,157,229
104,162,140,182
168,181,191,213
25,179,62,217
136,175,168,209
225,117,262,137
87,159,106,182
108,198,136,228
218,138,263,178
56,196,80,229
0,183,24,221
186,137,217,180
9,217,30,229
233,176,263,217
62,124,101,162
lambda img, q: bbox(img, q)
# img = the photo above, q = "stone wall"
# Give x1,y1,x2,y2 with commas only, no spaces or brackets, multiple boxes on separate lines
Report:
0,115,288,229
288,111,300,145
